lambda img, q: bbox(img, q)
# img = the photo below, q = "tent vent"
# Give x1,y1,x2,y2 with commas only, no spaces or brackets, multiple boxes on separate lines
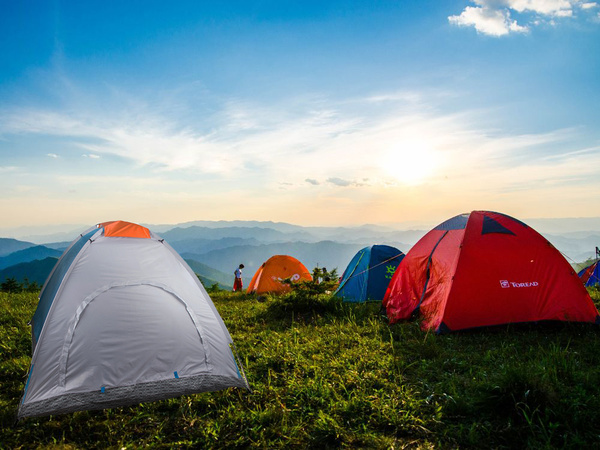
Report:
481,216,516,236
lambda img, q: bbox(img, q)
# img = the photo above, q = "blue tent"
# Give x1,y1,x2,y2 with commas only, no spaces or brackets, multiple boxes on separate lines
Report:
578,260,600,287
578,247,600,287
334,245,405,303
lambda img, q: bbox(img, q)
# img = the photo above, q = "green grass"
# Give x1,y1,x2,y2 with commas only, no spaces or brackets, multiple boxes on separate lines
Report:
2,289,600,448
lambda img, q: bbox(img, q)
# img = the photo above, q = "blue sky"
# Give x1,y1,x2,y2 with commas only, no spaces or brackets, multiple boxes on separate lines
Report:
1,0,599,229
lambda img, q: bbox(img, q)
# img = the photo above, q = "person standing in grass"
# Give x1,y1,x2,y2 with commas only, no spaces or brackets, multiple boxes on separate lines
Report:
233,264,244,292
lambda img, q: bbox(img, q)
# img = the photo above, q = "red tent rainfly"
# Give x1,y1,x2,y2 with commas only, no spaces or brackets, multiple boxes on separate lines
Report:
383,211,600,333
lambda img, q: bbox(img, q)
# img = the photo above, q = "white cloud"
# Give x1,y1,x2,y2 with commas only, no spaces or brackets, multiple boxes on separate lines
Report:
1,88,599,223
47,153,59,158
449,5,528,36
365,91,423,104
0,98,365,178
542,144,600,160
450,0,599,35
54,174,173,188
0,166,19,173
507,0,574,16
327,177,354,187
0,95,588,194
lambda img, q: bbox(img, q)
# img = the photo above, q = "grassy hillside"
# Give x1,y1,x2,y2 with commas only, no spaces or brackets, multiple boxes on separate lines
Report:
2,289,600,448
185,259,232,289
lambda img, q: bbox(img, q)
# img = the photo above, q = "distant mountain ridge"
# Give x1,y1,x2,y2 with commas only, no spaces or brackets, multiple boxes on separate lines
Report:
42,241,71,251
184,259,232,289
181,240,384,281
168,237,262,256
1,219,599,288
0,238,35,257
0,245,63,270
3,216,600,241
0,255,234,292
161,226,315,244
0,257,58,285
544,233,600,264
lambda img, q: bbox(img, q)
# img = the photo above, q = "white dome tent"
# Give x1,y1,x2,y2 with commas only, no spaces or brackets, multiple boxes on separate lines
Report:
18,220,248,419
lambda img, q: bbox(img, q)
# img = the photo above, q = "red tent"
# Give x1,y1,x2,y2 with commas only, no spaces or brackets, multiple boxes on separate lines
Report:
383,211,599,333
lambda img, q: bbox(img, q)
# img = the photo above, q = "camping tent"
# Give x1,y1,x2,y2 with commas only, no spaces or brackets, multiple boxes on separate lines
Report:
579,261,600,287
334,245,405,303
18,221,248,419
383,211,600,333
246,255,312,295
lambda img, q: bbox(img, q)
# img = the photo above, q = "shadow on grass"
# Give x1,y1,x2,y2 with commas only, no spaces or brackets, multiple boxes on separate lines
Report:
254,293,389,331
382,316,600,448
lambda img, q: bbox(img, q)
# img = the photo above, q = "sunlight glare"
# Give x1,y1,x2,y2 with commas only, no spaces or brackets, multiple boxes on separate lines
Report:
381,140,437,185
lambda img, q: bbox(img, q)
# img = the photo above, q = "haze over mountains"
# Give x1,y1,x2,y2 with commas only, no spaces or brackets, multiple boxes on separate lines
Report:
0,218,599,288
0,238,37,257
0,245,62,271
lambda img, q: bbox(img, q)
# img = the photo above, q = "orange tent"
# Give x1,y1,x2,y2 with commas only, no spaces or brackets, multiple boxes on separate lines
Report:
246,255,312,295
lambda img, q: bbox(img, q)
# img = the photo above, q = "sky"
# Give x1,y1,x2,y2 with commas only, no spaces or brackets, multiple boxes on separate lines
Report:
1,0,599,230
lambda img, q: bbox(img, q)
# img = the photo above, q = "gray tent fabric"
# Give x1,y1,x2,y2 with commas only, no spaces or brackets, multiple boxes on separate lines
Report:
18,221,248,419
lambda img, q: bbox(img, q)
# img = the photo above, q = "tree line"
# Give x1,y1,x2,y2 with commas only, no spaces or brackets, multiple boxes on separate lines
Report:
0,277,41,293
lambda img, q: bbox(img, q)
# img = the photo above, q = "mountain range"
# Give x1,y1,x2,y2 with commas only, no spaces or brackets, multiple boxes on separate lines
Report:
0,219,598,289
181,241,372,282
184,259,232,289
0,257,58,286
0,245,63,271
0,238,36,257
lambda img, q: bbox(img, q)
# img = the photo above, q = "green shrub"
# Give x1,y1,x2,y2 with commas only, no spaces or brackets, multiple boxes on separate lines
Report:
265,267,341,320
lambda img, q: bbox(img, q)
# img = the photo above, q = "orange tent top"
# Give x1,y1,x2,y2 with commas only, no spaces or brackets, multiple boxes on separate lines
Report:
100,221,151,239
247,255,312,295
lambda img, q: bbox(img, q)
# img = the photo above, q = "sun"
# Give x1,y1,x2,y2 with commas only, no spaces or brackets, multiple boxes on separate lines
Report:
381,140,437,185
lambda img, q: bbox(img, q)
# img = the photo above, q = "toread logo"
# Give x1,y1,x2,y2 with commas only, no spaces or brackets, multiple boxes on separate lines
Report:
500,280,539,288
271,273,301,282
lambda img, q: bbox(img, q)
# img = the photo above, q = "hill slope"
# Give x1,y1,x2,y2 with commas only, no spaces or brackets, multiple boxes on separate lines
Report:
0,257,58,285
184,259,232,289
169,237,262,255
0,245,63,270
0,238,35,257
161,225,316,244
181,240,373,277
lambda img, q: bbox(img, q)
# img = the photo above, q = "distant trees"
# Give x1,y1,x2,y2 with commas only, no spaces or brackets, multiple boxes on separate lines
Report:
0,277,40,293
